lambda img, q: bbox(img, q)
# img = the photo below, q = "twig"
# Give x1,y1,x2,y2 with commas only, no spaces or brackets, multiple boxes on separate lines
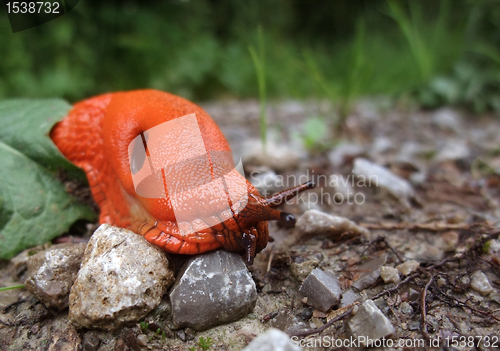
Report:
421,274,435,340
288,308,353,337
370,273,419,300
265,246,274,275
360,222,471,231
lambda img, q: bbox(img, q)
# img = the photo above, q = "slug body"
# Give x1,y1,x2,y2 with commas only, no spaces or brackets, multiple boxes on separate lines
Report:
50,90,313,264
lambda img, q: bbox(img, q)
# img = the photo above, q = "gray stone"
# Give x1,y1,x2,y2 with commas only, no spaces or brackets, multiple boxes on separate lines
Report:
242,328,301,351
170,249,257,331
242,138,300,171
435,140,470,162
25,243,87,310
408,321,420,331
348,299,395,345
299,268,341,312
408,288,420,301
83,334,100,351
380,266,400,284
339,290,360,308
396,260,419,276
471,271,494,296
399,302,413,315
250,169,282,195
69,224,174,331
371,137,393,155
328,143,364,168
352,254,387,291
432,108,462,133
352,158,415,202
295,209,369,239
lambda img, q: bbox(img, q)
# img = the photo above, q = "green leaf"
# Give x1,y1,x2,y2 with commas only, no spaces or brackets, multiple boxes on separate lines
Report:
0,99,96,260
0,99,85,181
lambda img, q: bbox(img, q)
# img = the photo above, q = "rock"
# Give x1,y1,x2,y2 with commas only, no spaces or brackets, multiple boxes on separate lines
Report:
380,266,400,284
46,318,82,351
69,224,174,331
348,299,395,345
270,309,309,335
439,231,459,252
435,140,470,162
432,108,462,133
83,333,100,351
242,138,300,172
328,143,364,168
250,169,282,195
408,288,420,301
487,239,500,264
170,250,257,331
290,254,322,283
242,328,300,351
299,268,342,312
396,260,420,276
352,158,415,202
25,243,87,310
352,254,387,291
371,136,393,155
399,302,413,315
471,271,494,296
339,290,360,308
295,209,369,239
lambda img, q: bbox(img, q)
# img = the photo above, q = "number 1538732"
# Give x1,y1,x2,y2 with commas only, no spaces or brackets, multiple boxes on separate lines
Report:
6,2,60,14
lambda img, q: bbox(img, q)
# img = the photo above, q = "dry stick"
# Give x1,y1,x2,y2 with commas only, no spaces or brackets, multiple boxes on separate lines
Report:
360,222,471,231
370,273,419,300
288,308,354,337
420,274,435,341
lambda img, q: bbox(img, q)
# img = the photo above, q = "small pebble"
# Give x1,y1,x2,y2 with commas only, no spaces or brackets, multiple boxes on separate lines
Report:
471,271,494,296
348,299,395,346
299,268,342,312
352,254,387,290
396,260,420,275
136,334,148,347
380,266,400,284
241,328,300,351
399,302,413,315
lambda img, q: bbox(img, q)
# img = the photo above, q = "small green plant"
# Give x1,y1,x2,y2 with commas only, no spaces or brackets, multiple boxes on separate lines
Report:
0,284,25,292
139,321,149,333
300,116,329,151
198,336,212,350
248,26,268,152
189,347,196,351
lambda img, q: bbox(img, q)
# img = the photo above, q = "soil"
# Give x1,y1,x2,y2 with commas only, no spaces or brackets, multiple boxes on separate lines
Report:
1,99,500,350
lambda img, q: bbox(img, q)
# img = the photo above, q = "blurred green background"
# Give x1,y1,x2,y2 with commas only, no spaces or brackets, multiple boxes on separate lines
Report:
1,0,500,113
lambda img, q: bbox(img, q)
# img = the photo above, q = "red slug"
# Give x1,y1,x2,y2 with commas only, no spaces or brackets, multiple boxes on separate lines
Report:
50,89,314,264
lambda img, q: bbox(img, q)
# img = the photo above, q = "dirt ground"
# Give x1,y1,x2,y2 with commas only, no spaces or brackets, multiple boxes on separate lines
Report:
1,99,500,350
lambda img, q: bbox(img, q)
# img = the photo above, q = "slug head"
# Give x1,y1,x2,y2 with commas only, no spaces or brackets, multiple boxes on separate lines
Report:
218,181,315,264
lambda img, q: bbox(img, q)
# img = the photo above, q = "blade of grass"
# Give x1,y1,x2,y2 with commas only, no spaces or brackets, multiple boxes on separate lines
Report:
0,284,25,292
248,26,267,152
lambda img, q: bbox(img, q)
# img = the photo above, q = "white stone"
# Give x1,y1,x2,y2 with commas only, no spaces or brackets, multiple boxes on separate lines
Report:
296,209,369,238
471,271,494,296
396,260,420,276
380,266,400,284
352,158,415,202
242,328,300,351
348,299,395,345
69,224,174,331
